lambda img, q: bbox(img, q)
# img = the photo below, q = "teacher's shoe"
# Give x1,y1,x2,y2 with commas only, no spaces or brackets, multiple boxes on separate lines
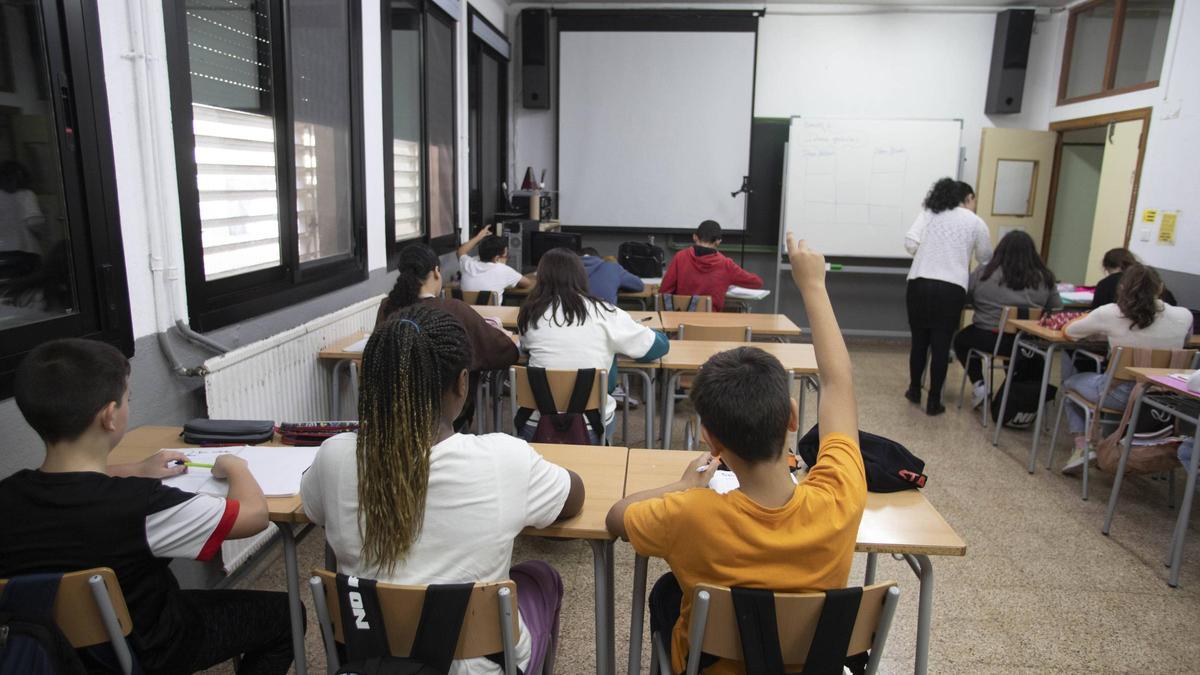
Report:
904,387,922,405
926,399,945,416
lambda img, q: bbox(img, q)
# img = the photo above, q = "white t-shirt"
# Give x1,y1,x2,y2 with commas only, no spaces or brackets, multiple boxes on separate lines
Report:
460,255,524,303
1065,302,1194,350
300,432,571,675
521,302,658,423
905,207,993,290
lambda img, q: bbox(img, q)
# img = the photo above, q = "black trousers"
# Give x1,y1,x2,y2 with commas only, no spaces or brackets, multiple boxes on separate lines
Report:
953,325,1014,384
150,589,298,675
906,278,966,400
649,573,718,672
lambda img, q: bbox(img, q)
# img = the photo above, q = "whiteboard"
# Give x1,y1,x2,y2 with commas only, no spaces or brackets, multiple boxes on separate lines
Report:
782,118,962,257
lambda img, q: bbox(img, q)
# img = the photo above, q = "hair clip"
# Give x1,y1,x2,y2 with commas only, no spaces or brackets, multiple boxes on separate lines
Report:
397,318,421,332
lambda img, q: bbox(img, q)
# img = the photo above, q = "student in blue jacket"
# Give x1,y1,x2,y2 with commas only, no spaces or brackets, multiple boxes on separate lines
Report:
578,247,644,304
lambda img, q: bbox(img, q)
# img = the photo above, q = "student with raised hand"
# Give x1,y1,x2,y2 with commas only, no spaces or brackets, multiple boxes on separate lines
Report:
456,224,534,302
301,305,584,675
0,339,293,675
378,242,519,430
607,234,866,675
660,219,763,312
904,178,992,415
518,248,670,443
578,246,644,304
954,230,1061,408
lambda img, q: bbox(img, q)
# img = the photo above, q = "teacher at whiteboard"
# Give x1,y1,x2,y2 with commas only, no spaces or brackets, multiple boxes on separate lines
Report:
904,178,993,415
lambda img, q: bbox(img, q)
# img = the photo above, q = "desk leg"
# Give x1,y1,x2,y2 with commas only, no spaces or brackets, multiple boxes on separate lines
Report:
796,372,805,440
1027,344,1058,473
1103,390,1145,535
587,540,616,675
628,369,655,449
330,359,346,420
279,524,308,675
628,554,649,675
1168,429,1200,587
903,554,934,675
663,373,680,450
864,552,878,585
622,373,630,446
992,333,1023,447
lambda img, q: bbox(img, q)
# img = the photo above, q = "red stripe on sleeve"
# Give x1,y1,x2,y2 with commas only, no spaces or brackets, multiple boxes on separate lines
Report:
197,499,240,562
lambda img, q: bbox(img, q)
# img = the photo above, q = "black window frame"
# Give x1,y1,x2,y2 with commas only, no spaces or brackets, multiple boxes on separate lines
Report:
0,0,133,400
467,7,509,235
163,0,368,331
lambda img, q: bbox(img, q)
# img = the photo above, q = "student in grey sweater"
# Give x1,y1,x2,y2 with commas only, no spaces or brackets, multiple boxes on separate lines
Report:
953,230,1061,408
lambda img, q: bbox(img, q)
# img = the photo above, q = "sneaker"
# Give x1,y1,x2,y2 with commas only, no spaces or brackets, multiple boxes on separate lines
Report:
1061,447,1097,475
611,385,640,409
971,382,988,409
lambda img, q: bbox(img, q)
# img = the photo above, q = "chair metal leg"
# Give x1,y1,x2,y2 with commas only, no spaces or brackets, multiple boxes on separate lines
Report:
309,576,340,674
993,333,1024,446
957,354,970,410
89,575,134,675
1167,430,1200,587
1104,390,1145,535
1047,396,1068,471
981,355,992,428
1168,469,1177,510
628,555,649,675
498,587,518,675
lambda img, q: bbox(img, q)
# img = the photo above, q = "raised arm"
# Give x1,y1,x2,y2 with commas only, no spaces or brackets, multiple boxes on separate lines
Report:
456,224,492,259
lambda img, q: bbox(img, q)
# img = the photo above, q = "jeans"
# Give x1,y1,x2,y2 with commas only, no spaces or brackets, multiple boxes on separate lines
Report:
1064,373,1134,435
907,278,966,400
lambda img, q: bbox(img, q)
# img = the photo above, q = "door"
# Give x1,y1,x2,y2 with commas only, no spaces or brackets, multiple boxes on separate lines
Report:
976,128,1057,249
1083,119,1144,284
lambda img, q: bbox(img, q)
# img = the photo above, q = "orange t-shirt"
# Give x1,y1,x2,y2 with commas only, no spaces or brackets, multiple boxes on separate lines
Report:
624,433,867,675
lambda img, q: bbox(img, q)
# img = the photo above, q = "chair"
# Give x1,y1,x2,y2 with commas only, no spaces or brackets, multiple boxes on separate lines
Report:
1047,346,1197,500
658,294,713,312
650,582,900,675
0,568,136,675
670,324,752,450
509,365,609,445
308,569,526,675
445,287,502,306
956,306,1045,427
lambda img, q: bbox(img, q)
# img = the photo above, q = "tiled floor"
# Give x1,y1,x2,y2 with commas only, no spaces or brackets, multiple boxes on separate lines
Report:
216,342,1200,674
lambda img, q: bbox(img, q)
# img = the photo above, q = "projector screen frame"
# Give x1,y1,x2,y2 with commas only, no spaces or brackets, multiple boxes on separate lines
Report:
553,9,762,233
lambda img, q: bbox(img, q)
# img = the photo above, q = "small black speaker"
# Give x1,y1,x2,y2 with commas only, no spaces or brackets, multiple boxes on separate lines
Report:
985,9,1035,114
521,9,550,110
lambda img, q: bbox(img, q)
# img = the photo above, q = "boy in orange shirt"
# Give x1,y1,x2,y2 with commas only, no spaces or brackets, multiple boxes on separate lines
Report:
606,234,866,675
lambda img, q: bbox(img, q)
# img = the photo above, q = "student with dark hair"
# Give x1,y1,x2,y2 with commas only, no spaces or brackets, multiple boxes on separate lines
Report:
954,230,1061,408
607,235,865,675
659,219,763,312
519,248,669,442
301,306,585,674
578,246,644,304
904,177,993,415
377,243,520,430
0,339,295,675
1090,248,1177,308
1059,264,1193,474
456,224,534,302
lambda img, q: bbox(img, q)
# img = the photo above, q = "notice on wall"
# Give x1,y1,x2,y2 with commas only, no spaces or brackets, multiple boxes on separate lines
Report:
1157,211,1178,245
1143,209,1158,223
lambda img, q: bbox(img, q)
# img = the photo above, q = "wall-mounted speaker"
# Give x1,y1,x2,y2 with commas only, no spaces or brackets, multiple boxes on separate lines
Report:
521,9,550,110
985,9,1035,114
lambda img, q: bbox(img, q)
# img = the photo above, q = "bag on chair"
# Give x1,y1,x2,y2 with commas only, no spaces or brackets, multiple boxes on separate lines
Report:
0,574,88,675
617,242,663,278
990,381,1057,429
513,368,605,445
1096,382,1182,475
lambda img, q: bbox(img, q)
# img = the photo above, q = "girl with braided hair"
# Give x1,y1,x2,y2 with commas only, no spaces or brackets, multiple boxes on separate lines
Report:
301,304,585,674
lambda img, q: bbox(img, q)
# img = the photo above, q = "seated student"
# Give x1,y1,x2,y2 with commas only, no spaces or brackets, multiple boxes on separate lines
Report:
1059,264,1193,474
0,339,293,675
518,248,669,443
607,235,866,675
660,219,763,312
456,224,533,303
1091,248,1177,308
954,230,1061,408
301,306,585,675
578,247,644,304
377,243,520,430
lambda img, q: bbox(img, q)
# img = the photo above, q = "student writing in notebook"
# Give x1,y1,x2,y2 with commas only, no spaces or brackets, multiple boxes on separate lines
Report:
659,219,762,312
0,339,295,675
606,235,867,675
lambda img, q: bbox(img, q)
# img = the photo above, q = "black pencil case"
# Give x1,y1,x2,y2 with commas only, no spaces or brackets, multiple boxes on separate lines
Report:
181,419,275,445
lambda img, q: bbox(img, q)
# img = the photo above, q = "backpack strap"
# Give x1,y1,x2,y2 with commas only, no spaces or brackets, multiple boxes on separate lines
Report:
800,587,863,675
565,368,596,414
477,290,494,306
410,583,475,673
336,575,391,661
0,573,63,621
730,587,785,675
526,368,560,416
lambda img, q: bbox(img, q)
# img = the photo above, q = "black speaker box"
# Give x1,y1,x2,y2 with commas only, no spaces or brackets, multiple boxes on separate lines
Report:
985,9,1035,114
521,9,550,109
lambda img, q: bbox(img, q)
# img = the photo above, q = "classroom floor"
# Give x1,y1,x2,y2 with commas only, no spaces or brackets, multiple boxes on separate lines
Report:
216,342,1200,674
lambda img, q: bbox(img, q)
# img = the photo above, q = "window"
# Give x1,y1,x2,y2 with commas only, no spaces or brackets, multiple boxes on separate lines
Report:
992,159,1038,217
1059,0,1174,104
165,0,366,330
468,9,509,233
0,0,132,399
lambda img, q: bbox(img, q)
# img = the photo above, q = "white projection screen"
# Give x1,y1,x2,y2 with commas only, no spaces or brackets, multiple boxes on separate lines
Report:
558,30,755,230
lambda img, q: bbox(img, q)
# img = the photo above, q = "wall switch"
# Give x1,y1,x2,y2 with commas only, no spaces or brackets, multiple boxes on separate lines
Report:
1139,226,1153,242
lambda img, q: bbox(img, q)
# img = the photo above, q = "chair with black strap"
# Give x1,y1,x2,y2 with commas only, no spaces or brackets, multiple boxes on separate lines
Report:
308,569,530,675
509,366,608,446
658,294,713,312
650,582,900,675
445,287,502,306
956,305,1048,427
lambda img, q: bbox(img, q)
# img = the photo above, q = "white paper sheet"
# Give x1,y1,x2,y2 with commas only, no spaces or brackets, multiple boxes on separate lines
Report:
161,445,319,497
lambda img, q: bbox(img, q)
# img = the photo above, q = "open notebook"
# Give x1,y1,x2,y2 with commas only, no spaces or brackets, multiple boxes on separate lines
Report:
163,445,319,498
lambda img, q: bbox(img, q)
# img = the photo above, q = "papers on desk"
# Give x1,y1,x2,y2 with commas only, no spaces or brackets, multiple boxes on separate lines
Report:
1059,290,1094,305
726,286,771,300
343,337,370,353
706,468,798,495
163,445,319,497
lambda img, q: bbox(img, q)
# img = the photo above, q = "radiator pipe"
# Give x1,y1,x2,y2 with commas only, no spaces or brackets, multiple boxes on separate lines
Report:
176,320,231,354
157,331,207,378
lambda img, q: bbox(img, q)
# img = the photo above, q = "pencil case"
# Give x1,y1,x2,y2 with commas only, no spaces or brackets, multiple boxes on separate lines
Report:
278,421,359,446
181,419,276,445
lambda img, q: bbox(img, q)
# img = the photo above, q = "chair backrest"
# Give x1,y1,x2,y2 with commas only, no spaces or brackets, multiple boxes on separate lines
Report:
444,287,501,306
1110,347,1197,382
0,568,132,648
678,323,751,342
509,366,606,413
658,294,713,312
310,569,518,659
690,582,899,669
999,305,1044,336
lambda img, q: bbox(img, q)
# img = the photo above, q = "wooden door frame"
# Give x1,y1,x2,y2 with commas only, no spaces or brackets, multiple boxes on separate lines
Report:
1040,106,1152,259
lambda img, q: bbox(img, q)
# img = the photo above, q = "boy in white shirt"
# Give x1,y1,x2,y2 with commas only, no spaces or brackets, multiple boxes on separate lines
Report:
457,225,534,302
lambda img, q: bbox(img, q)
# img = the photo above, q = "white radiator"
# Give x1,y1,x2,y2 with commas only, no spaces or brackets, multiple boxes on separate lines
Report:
200,294,382,571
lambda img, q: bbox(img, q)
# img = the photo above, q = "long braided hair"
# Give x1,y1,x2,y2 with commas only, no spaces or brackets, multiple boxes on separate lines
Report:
388,243,440,309
357,305,472,571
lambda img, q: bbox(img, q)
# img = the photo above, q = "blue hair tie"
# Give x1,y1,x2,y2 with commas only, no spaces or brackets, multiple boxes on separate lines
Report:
397,318,421,332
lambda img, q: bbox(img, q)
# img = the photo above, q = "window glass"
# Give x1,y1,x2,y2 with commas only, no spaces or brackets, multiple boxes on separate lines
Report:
0,4,77,329
391,8,423,243
1115,0,1173,89
185,0,282,280
1065,1,1115,100
425,12,456,241
992,160,1038,217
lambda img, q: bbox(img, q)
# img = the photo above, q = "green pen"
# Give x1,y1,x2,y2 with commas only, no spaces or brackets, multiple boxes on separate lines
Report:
169,460,214,469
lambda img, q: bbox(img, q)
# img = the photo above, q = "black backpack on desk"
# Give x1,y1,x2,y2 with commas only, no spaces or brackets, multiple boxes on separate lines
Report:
797,426,927,492
617,242,664,278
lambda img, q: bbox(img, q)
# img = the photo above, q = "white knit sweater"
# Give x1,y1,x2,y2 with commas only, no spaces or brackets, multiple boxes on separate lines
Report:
905,207,993,290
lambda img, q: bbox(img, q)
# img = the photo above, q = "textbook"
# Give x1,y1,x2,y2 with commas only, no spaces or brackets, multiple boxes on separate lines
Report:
163,445,319,497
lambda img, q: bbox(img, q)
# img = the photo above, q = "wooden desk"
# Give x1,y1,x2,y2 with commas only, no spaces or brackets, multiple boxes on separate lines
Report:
472,304,520,328
1122,367,1198,386
504,280,660,308
623,449,965,675
658,311,802,338
1190,335,1200,348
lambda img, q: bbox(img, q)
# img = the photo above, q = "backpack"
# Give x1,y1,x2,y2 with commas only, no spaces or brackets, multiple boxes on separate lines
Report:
1095,381,1182,476
796,426,927,493
991,381,1057,429
0,574,88,675
513,368,604,445
617,242,663,278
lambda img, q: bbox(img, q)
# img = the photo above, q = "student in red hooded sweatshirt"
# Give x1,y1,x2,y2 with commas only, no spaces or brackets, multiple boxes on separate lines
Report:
660,220,763,312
